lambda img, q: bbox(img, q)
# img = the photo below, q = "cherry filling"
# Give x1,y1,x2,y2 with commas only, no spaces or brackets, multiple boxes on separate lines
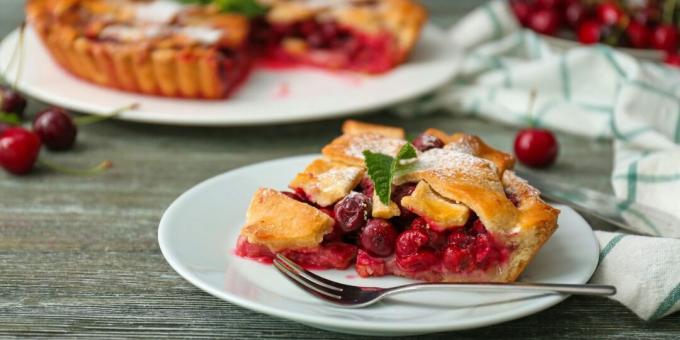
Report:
235,236,357,269
253,19,398,73
355,217,511,280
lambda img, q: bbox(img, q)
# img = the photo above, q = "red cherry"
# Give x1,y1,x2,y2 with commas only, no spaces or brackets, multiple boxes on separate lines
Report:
652,25,679,52
565,1,588,28
359,219,398,257
0,87,27,118
32,107,78,151
596,2,623,26
529,9,561,36
664,53,680,67
578,20,601,44
0,127,41,175
510,0,533,26
513,128,559,168
396,250,439,272
626,21,650,48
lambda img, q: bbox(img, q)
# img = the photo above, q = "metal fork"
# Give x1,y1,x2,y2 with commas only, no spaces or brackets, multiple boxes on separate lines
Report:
273,254,616,308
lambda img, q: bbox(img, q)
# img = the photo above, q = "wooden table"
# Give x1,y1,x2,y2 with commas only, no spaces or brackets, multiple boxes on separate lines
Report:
1,1,678,338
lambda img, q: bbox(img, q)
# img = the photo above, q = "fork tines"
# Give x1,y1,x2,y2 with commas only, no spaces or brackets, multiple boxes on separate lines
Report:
273,254,344,301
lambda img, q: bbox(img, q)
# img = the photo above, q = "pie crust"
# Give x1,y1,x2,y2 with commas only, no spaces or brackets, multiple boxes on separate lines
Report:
25,0,427,99
236,121,560,282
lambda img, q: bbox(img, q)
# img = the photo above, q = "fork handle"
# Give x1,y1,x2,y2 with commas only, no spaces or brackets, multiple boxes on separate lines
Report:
384,282,616,297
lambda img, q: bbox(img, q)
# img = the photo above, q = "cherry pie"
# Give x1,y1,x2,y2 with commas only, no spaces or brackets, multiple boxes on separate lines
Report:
236,120,560,283
26,0,427,99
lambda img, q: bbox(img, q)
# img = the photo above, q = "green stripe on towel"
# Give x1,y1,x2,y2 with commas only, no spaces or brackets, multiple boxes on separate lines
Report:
483,3,502,40
650,283,680,320
599,234,626,262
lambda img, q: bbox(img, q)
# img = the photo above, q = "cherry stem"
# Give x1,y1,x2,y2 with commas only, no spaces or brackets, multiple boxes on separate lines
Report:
526,89,538,128
663,0,677,25
37,158,113,176
13,22,26,90
73,103,139,126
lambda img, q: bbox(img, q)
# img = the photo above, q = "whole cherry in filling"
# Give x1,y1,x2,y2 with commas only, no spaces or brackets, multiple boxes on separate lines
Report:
412,133,444,152
395,228,440,272
333,192,372,233
359,219,398,257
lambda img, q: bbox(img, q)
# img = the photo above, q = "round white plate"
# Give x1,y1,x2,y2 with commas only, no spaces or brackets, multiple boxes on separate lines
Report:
0,25,461,126
158,154,600,336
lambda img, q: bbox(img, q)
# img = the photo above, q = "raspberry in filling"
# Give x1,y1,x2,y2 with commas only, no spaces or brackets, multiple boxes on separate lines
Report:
256,19,399,73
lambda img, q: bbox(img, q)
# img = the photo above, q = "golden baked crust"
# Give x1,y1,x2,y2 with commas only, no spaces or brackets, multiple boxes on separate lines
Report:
400,181,471,229
240,188,334,251
238,120,559,283
423,128,515,175
26,0,427,98
289,158,365,207
342,120,405,139
322,132,406,167
27,0,251,99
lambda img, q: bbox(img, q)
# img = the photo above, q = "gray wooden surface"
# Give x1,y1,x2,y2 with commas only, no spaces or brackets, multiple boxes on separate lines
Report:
1,0,678,338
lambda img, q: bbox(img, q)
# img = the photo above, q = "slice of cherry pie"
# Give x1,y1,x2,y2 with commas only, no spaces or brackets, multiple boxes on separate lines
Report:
26,0,427,99
236,120,560,283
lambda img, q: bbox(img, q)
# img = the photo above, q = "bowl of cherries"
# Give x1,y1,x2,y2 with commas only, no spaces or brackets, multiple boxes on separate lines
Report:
511,0,680,66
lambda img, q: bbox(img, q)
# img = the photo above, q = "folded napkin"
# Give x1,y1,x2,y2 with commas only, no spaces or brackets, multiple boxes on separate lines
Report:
405,0,680,320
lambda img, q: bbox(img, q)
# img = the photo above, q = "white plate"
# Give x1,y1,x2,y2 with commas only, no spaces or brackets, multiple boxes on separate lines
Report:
0,25,461,126
158,154,600,336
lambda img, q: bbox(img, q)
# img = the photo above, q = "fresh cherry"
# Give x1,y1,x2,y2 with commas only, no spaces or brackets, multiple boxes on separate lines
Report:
513,128,559,168
652,24,679,52
665,52,680,67
596,2,623,26
0,127,41,175
578,20,601,44
565,1,588,28
510,0,533,27
333,192,371,233
359,219,398,257
626,20,650,48
32,107,77,151
412,133,444,152
529,9,561,36
0,87,27,118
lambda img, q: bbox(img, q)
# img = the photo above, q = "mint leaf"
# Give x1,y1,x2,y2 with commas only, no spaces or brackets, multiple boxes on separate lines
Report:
363,143,417,205
363,151,393,205
179,0,266,17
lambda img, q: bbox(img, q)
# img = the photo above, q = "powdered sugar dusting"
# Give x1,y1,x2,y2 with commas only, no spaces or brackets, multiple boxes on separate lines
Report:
317,166,363,187
344,134,406,159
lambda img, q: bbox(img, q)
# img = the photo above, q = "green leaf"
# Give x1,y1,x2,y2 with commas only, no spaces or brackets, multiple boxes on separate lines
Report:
363,151,394,205
363,143,417,205
179,0,266,17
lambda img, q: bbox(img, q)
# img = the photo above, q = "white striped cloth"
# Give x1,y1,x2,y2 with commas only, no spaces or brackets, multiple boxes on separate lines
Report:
403,0,680,320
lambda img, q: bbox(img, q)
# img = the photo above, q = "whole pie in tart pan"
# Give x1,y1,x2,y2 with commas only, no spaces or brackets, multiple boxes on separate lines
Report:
236,120,560,283
25,0,427,99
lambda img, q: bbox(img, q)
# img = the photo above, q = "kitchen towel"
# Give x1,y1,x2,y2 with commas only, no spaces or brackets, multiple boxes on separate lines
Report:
406,0,680,320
